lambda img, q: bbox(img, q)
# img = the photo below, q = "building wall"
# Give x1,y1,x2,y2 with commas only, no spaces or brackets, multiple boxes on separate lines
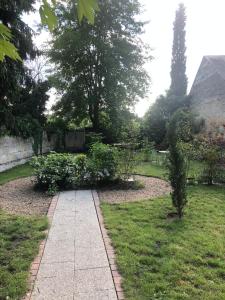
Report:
190,72,225,129
0,133,53,172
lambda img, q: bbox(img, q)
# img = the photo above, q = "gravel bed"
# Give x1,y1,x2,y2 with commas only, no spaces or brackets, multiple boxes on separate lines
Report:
0,177,51,216
98,175,171,203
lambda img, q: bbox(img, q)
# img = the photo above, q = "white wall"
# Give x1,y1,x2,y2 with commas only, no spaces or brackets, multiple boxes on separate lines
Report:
0,134,52,172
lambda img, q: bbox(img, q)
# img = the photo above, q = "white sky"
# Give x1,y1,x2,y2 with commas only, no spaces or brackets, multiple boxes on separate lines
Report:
24,0,225,116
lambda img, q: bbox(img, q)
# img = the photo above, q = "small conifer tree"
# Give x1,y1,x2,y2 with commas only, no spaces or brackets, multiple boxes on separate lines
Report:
167,110,189,218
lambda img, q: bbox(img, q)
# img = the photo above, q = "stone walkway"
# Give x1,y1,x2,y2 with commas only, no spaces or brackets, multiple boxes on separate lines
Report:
31,190,118,300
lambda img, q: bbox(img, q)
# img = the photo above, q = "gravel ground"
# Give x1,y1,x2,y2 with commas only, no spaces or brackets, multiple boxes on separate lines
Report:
98,175,171,203
0,177,52,216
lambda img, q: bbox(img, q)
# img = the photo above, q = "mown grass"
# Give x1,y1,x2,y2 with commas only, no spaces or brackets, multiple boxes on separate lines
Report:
0,211,48,299
0,163,33,185
102,185,225,300
134,157,205,181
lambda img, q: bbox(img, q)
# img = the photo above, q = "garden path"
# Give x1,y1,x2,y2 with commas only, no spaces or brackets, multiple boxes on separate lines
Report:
31,190,117,300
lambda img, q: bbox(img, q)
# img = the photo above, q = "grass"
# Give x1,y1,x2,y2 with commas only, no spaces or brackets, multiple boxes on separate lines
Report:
134,155,205,181
102,185,225,300
0,163,33,185
0,211,48,299
135,162,167,179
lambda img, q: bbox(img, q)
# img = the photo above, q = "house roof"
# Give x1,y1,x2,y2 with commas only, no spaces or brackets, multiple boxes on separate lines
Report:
191,55,225,90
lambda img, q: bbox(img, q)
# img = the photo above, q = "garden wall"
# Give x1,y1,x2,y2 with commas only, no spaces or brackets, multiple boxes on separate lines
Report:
0,134,53,172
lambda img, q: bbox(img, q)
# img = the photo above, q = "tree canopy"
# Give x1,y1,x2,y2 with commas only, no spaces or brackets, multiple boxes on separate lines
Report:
0,0,99,61
49,0,149,137
0,0,49,139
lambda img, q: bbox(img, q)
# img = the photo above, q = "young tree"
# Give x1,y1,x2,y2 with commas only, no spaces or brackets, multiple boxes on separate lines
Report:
169,3,187,97
167,110,191,218
49,0,149,134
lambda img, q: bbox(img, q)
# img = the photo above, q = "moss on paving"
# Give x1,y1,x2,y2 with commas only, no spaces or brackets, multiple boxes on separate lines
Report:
102,185,225,300
0,211,48,299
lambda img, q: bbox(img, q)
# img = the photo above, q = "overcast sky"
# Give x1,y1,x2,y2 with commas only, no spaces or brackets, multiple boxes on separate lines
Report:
25,0,225,116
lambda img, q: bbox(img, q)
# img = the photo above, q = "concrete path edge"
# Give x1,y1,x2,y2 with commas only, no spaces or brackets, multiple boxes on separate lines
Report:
92,190,125,300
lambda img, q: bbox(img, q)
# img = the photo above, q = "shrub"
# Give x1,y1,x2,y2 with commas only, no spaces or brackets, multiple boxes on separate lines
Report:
88,142,119,183
31,153,79,194
118,147,137,181
167,110,189,218
201,143,222,185
31,143,120,194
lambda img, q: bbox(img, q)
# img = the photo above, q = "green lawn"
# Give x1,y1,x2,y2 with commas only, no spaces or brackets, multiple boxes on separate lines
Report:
134,160,205,181
135,162,167,179
102,185,225,300
0,211,48,299
0,163,33,185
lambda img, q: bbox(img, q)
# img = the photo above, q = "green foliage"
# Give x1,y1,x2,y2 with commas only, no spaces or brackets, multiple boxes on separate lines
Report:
39,0,58,32
0,211,48,299
0,1,36,64
49,0,149,135
0,0,99,62
195,136,224,185
0,1,49,140
118,147,137,181
85,132,103,148
0,24,21,61
31,143,120,194
143,3,188,147
140,139,155,162
102,185,225,300
31,153,79,194
142,93,190,147
169,3,187,97
89,142,119,182
167,110,189,218
77,0,99,24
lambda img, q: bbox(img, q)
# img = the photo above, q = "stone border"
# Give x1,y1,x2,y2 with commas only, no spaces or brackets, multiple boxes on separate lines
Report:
92,190,125,300
23,194,59,300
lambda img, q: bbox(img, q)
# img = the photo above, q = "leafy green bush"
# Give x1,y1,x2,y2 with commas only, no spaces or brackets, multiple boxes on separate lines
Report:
31,143,120,194
31,153,78,194
88,142,119,183
201,144,222,185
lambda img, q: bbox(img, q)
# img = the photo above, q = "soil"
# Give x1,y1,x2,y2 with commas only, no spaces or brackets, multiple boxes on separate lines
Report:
0,177,52,216
98,175,171,203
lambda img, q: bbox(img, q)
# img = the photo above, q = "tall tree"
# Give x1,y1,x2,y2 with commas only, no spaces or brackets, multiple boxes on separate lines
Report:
169,3,187,97
0,0,49,138
49,0,149,134
143,3,188,147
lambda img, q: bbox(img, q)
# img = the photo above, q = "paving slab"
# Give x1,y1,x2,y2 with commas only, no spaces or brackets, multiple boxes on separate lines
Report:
74,267,115,293
75,246,109,269
37,262,74,278
74,289,117,300
31,190,118,300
